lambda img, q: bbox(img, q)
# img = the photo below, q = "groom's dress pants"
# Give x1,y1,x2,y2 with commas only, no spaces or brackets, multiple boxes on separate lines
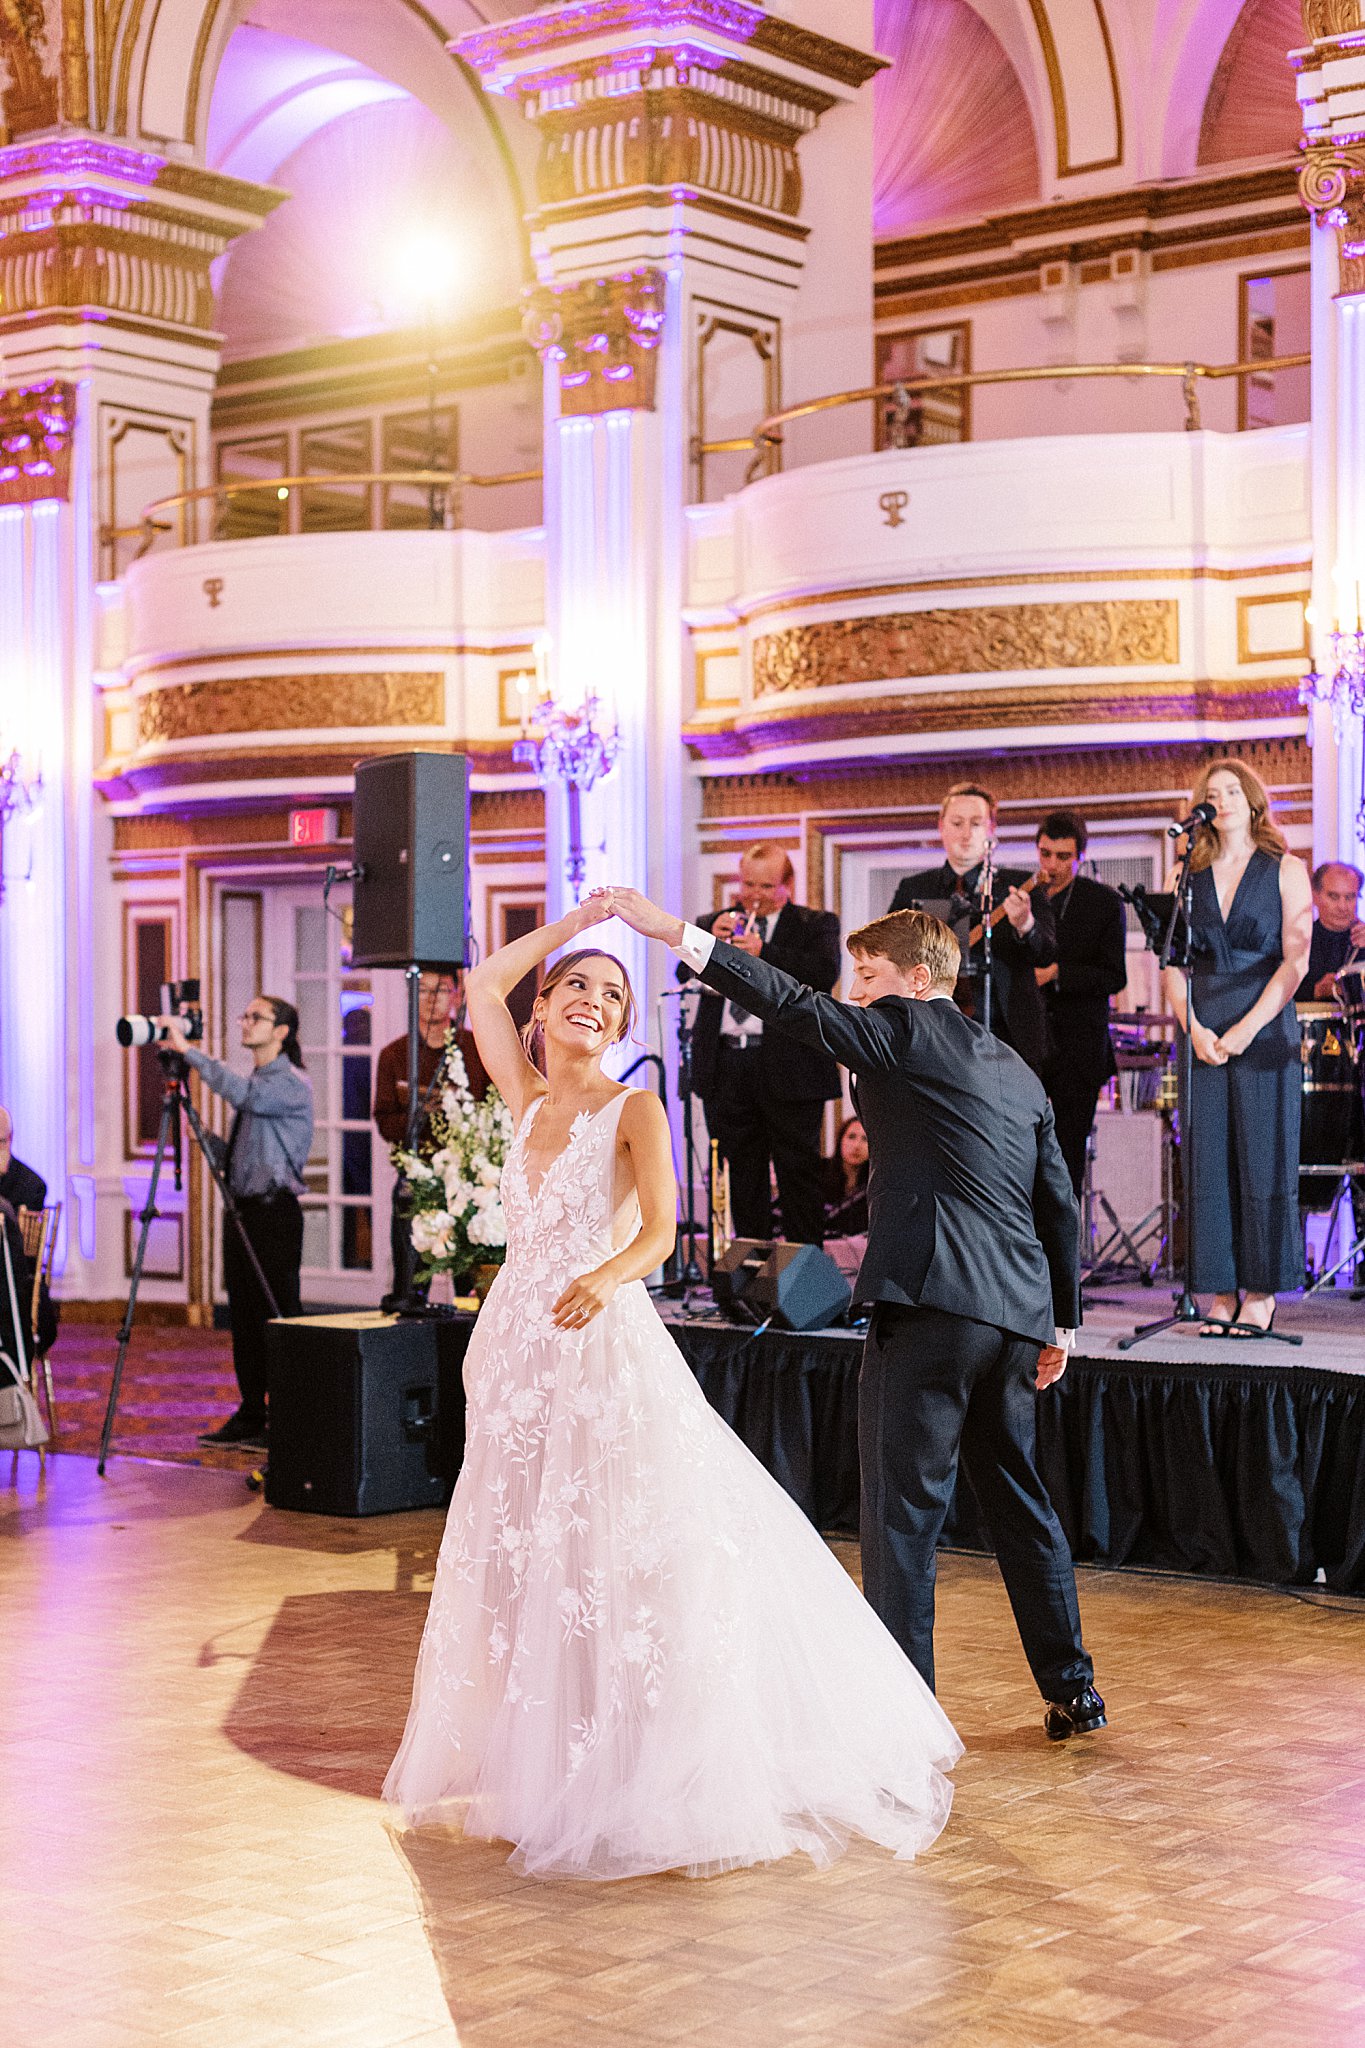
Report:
859,1300,1092,1702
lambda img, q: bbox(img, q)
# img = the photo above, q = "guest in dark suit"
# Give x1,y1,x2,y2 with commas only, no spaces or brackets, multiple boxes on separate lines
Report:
613,886,1103,1741
375,970,489,1306
889,782,1055,1071
1032,811,1130,1197
0,1106,45,1217
1295,861,1365,1002
681,841,841,1246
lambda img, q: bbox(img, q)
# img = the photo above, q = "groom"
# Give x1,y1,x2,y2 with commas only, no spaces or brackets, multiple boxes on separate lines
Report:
607,887,1105,1740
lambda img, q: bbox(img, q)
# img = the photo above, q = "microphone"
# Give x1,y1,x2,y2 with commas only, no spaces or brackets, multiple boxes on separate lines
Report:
1167,801,1215,839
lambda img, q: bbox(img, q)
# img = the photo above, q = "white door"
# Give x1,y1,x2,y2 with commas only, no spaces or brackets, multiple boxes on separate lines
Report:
262,886,407,1308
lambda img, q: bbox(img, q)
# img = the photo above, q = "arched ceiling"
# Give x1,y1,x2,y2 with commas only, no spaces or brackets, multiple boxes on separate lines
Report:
198,0,532,356
874,0,1040,234
1197,0,1303,166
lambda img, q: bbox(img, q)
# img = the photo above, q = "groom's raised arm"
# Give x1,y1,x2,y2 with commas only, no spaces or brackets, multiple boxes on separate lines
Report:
675,922,907,1077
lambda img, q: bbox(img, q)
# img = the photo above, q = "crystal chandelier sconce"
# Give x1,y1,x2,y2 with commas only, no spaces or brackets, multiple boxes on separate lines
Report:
1300,588,1365,831
512,645,621,901
0,748,43,903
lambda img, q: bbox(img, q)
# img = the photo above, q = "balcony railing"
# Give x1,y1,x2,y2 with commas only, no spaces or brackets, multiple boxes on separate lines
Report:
694,351,1313,481
106,465,543,559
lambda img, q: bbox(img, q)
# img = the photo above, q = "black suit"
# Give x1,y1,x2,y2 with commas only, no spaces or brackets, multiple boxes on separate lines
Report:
695,935,1092,1702
682,901,841,1245
1038,875,1129,1196
889,861,1055,1071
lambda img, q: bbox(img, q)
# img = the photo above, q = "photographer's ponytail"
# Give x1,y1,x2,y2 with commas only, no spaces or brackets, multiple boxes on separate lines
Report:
264,996,305,1068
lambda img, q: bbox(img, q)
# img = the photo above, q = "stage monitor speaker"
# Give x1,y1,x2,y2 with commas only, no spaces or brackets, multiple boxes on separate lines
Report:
350,752,470,968
265,1313,471,1517
711,1239,852,1333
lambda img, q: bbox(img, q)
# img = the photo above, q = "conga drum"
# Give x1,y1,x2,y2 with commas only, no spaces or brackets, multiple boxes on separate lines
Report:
1297,1001,1364,1209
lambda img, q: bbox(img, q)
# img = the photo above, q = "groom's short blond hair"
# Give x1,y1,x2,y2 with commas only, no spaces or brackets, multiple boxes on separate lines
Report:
846,909,961,993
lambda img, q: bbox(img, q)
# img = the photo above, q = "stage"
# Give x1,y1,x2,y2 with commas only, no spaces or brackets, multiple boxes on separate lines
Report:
661,1283,1365,1597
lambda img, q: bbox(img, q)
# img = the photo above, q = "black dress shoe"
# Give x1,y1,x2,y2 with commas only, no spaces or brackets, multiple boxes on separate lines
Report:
197,1409,267,1447
1043,1684,1107,1741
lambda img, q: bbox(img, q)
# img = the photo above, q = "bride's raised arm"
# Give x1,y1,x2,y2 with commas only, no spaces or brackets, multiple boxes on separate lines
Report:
464,896,614,1122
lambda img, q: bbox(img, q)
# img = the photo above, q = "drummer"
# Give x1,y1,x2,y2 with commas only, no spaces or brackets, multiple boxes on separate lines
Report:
1296,862,1365,1003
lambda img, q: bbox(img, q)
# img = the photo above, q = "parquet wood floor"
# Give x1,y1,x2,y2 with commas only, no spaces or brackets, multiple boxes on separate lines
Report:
3,1453,1365,2048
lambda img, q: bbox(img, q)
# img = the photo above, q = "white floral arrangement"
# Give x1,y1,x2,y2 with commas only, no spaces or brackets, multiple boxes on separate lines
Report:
391,1037,516,1287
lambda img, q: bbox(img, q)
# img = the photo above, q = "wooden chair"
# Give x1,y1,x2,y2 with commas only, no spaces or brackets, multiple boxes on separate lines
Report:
18,1203,59,1437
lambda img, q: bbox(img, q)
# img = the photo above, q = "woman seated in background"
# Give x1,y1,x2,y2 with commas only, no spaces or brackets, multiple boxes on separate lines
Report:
822,1114,869,1240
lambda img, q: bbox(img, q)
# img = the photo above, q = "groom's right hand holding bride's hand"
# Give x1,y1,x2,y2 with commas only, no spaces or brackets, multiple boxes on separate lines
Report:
600,887,685,946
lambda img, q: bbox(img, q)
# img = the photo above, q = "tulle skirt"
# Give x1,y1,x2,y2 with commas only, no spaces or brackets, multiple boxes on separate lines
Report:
383,1273,961,1879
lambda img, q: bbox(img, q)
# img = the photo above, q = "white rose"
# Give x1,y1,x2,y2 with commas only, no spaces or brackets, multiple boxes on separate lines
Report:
411,1210,454,1255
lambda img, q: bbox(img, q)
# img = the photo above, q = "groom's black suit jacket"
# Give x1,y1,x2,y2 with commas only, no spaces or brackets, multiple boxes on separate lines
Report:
696,939,1080,1346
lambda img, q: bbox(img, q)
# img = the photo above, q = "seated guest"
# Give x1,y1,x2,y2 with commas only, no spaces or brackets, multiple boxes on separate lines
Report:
1296,861,1365,1002
822,1114,869,1237
374,970,489,1303
681,841,842,1246
1033,811,1129,1198
889,783,1056,1072
0,1105,45,1216
0,1105,56,1354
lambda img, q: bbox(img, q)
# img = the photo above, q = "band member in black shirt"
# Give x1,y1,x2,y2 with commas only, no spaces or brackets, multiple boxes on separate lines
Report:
889,783,1055,1071
1296,861,1365,1002
1033,811,1129,1196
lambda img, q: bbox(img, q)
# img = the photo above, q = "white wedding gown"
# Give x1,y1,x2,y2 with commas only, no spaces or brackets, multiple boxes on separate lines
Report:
383,1089,961,1879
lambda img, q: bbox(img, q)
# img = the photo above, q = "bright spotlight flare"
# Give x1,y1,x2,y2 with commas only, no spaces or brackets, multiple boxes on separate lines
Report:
389,223,466,322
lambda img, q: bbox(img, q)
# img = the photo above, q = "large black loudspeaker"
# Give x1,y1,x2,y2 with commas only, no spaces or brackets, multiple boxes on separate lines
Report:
350,752,471,968
711,1239,852,1333
265,1314,471,1516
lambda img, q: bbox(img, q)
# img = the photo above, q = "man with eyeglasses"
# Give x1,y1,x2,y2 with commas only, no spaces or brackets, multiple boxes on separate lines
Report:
159,995,314,1451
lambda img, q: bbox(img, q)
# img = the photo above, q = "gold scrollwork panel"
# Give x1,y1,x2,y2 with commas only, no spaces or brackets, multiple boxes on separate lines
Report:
751,600,1179,696
136,671,445,747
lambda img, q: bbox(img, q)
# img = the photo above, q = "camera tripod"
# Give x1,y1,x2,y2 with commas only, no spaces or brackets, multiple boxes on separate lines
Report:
98,1050,281,1473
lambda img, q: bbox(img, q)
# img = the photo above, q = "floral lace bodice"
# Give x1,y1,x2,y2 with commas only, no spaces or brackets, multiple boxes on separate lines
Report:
497,1090,637,1292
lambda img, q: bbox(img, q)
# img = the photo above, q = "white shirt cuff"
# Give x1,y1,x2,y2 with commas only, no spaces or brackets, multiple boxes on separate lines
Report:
1054,1327,1076,1352
676,923,717,975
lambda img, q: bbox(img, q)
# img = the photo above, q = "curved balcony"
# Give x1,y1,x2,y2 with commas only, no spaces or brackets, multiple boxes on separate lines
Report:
685,425,1312,768
101,526,545,808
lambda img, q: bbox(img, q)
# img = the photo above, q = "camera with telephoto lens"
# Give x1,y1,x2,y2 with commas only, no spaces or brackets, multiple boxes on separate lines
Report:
115,978,204,1049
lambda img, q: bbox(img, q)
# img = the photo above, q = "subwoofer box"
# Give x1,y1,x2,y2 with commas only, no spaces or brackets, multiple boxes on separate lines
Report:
265,1312,471,1517
711,1239,852,1333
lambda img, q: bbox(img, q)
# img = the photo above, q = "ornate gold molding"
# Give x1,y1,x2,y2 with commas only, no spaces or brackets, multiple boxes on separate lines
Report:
456,3,880,239
135,672,446,748
1299,144,1365,298
0,137,282,338
0,379,76,505
524,268,666,415
1302,0,1360,37
752,600,1179,695
697,736,1313,820
688,673,1301,760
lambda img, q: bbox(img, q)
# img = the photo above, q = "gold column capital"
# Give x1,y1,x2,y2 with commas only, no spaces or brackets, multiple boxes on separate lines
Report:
0,380,77,506
1298,142,1365,298
523,267,668,414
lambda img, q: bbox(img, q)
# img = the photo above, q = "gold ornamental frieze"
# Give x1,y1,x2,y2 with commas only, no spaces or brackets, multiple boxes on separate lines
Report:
751,600,1180,696
136,672,445,748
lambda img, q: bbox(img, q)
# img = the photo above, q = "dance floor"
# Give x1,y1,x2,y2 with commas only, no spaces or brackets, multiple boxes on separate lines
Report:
4,1452,1365,2048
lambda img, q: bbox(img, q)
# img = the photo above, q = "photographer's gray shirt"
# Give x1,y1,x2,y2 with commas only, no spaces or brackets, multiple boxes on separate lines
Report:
183,1050,314,1198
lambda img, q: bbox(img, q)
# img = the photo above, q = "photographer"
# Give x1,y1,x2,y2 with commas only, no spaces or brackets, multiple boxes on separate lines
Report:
159,997,314,1451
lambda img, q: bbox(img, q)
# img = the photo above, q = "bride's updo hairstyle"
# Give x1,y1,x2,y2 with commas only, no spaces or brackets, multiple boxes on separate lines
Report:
522,948,639,1068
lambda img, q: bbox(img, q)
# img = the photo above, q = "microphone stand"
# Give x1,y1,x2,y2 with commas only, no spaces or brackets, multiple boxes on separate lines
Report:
657,990,705,1291
978,842,996,1036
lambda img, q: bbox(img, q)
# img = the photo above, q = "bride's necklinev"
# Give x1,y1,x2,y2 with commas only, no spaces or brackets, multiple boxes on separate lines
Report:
520,1091,624,1199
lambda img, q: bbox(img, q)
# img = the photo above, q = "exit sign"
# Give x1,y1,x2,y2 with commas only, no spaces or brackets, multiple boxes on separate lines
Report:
289,807,339,847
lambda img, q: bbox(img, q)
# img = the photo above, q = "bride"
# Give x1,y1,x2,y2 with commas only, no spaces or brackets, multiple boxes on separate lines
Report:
382,895,961,1879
